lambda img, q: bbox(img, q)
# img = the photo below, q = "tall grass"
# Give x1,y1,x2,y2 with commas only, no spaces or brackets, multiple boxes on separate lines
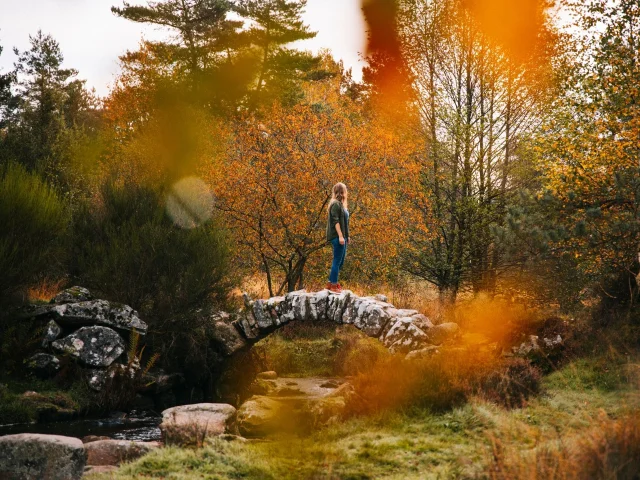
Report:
0,163,68,301
490,411,640,479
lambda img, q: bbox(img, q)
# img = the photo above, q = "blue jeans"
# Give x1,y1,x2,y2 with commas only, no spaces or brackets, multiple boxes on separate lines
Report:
329,237,347,284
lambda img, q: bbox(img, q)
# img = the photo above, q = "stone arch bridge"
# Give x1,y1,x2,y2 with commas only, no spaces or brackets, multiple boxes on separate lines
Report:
211,289,459,358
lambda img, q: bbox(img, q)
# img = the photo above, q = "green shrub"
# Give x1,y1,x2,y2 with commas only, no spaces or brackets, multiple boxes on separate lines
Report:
69,181,232,380
70,181,231,315
0,163,68,300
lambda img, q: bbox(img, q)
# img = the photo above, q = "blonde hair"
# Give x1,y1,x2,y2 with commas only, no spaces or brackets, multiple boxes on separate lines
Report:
330,182,348,209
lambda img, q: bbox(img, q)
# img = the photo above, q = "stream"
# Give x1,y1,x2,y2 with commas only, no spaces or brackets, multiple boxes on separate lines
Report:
0,377,346,441
0,410,162,441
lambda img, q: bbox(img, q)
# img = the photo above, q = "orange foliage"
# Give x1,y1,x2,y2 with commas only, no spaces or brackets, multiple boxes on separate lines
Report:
210,77,423,294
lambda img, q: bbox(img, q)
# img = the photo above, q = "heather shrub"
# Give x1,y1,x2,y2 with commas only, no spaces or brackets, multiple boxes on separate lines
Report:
347,349,495,415
70,181,232,317
69,181,232,379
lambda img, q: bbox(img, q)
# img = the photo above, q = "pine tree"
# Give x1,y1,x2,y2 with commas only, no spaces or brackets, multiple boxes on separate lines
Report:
0,41,16,129
234,0,321,109
111,0,239,75
0,31,97,189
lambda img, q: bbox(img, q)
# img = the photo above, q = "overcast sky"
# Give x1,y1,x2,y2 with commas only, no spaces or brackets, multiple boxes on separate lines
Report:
0,0,367,97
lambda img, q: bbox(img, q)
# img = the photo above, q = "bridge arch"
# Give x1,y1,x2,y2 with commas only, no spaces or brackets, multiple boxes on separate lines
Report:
211,290,458,359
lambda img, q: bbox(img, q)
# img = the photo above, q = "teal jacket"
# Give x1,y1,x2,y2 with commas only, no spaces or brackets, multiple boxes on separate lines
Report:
326,201,349,242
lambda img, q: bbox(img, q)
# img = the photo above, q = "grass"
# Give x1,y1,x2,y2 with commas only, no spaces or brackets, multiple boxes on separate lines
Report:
254,323,388,378
87,355,640,480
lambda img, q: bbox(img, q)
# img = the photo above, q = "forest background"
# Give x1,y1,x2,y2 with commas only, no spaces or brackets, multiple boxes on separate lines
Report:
0,0,639,424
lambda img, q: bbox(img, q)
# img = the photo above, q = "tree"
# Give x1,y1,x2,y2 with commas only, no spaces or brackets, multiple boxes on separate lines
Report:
0,31,99,189
0,41,16,129
537,0,640,300
234,0,322,109
112,0,237,75
394,0,557,302
210,70,417,295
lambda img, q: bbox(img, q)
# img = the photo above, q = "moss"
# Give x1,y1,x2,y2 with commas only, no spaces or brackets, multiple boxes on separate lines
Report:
0,377,94,425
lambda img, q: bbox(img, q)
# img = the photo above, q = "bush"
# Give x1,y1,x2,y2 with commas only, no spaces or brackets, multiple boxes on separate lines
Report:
477,358,542,409
347,349,544,416
70,181,232,316
69,181,232,380
347,349,494,416
0,163,68,301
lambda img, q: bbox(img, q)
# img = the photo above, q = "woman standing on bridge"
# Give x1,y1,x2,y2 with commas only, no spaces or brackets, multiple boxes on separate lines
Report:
326,182,350,293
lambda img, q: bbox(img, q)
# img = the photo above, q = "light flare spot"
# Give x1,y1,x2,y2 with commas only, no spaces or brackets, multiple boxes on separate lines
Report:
166,176,214,229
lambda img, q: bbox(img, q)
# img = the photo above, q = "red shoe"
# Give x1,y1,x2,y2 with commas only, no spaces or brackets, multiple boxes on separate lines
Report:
327,282,342,293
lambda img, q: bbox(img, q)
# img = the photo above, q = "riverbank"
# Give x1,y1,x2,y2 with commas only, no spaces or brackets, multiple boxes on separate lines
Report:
85,356,640,479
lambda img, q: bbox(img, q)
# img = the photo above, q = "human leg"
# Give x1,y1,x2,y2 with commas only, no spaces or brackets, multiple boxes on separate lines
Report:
329,238,346,284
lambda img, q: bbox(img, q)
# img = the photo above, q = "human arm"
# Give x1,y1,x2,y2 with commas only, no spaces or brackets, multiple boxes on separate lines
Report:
335,223,345,245
330,203,345,244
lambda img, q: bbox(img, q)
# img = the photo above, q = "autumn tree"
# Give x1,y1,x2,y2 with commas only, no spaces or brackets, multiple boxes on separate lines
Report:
211,67,417,295
537,0,640,301
394,0,556,302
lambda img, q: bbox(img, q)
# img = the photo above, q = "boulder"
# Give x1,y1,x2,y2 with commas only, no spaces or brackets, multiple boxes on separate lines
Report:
85,440,160,466
50,286,93,305
309,396,347,426
425,322,460,345
512,334,563,358
236,396,286,437
82,436,111,444
308,290,330,321
52,326,125,367
41,320,62,348
411,314,434,332
0,434,86,480
211,321,247,356
50,299,147,334
234,311,260,342
160,403,237,445
326,382,356,404
85,369,109,392
348,298,393,337
26,353,60,379
326,290,353,323
380,317,430,353
257,370,278,380
248,379,277,395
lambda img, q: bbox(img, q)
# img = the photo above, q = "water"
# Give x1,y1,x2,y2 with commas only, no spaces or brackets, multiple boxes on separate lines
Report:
0,411,162,441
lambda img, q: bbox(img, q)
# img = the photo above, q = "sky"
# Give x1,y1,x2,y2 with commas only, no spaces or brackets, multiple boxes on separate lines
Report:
0,0,367,97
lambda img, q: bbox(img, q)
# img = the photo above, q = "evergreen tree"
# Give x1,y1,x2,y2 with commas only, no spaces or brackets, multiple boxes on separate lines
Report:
0,31,97,187
234,0,321,109
111,0,240,76
0,41,16,129
537,0,640,302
